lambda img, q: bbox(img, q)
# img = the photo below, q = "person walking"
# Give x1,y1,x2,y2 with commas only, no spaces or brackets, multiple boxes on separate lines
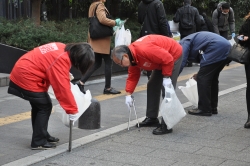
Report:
138,0,172,80
237,12,250,128
173,0,201,67
77,0,124,95
111,35,183,135
212,1,235,40
8,42,95,150
179,32,231,116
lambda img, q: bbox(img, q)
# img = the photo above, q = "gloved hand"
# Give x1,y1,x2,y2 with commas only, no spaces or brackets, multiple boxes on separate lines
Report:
75,80,85,94
115,18,121,26
163,77,172,87
125,95,133,109
113,26,118,32
69,114,78,125
232,33,236,38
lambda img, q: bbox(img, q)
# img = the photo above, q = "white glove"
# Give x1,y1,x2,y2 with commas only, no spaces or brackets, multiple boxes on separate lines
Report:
69,114,78,125
125,95,133,109
163,77,172,87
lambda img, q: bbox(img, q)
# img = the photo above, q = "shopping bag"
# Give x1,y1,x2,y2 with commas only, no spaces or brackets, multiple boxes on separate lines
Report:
168,20,179,32
52,82,92,127
228,38,236,46
159,84,186,129
115,25,131,47
178,78,198,107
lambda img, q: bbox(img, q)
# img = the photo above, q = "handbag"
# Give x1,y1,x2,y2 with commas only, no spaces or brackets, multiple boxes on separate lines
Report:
89,3,113,39
228,42,250,64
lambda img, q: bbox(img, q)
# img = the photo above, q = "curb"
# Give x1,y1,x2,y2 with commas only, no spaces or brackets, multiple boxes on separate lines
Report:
3,83,247,166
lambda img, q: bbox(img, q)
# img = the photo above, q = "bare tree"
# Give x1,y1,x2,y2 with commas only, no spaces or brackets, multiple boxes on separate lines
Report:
32,0,42,26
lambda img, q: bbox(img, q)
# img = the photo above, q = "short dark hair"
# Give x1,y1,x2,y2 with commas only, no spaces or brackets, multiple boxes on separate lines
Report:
92,0,100,2
184,0,191,5
221,2,230,9
65,43,95,75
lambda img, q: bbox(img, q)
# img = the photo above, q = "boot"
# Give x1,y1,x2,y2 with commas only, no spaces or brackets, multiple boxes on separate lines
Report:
152,119,173,135
244,114,250,128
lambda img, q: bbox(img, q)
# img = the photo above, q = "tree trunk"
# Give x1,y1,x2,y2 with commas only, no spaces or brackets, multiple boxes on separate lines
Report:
31,0,42,26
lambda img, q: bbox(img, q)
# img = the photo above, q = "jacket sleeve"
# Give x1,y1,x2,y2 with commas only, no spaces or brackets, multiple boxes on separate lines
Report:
229,8,235,33
156,2,169,36
125,66,141,94
173,9,180,23
179,40,191,74
137,2,144,24
96,3,116,27
47,57,78,115
212,10,220,34
194,9,201,32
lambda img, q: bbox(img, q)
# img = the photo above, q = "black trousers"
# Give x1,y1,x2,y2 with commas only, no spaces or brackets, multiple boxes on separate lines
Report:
146,55,183,118
245,64,250,114
30,102,52,147
80,52,112,89
8,81,52,147
197,60,227,113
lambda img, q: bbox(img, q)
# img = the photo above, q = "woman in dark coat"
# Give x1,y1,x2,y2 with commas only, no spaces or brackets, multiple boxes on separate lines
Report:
238,12,250,128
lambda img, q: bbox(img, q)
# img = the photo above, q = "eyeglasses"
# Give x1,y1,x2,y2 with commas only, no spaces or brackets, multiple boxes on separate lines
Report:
117,55,124,66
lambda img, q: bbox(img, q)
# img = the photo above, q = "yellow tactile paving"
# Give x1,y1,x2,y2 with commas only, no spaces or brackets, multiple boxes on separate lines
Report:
0,63,243,126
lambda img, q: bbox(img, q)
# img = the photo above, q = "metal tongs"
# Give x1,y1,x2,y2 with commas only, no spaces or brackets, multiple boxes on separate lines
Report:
127,96,140,130
68,120,73,152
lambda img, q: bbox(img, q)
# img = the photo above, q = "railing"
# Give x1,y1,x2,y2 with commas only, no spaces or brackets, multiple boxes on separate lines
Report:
0,0,31,20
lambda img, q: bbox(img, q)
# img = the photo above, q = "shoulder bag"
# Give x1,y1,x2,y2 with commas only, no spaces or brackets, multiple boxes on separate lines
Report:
89,3,113,39
228,42,250,64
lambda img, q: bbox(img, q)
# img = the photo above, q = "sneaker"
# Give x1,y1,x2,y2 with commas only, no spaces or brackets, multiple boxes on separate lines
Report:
47,136,59,143
103,87,121,94
31,142,56,150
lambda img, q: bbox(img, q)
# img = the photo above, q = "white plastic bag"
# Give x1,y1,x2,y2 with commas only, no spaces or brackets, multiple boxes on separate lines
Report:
115,25,131,47
52,83,92,127
178,78,198,107
228,38,236,46
159,84,186,129
168,20,179,32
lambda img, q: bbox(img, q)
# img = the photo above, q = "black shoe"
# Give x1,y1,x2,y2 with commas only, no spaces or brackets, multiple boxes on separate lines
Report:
31,142,56,150
47,136,59,143
188,109,212,116
138,117,159,127
244,115,250,128
212,108,218,114
185,62,193,67
103,87,121,94
152,119,172,135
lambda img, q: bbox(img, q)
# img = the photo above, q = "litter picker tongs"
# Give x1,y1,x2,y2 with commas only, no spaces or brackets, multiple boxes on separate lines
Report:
127,96,140,130
68,120,73,152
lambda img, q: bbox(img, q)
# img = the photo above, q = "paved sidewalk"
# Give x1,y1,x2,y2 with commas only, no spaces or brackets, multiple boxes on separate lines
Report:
31,87,250,166
0,63,249,166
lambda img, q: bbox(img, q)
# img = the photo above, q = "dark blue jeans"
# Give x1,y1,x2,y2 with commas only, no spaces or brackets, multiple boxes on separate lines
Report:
80,52,112,89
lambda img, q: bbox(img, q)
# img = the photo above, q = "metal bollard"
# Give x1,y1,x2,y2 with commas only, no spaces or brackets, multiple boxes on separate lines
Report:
78,98,101,129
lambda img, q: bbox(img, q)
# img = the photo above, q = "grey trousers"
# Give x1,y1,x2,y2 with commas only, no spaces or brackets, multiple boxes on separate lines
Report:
146,55,183,118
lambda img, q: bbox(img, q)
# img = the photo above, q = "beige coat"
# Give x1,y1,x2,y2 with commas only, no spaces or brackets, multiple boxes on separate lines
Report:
88,2,116,54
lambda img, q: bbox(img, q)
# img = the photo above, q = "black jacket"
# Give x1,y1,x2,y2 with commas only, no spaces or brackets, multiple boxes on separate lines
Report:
138,0,171,37
173,4,201,36
239,18,250,49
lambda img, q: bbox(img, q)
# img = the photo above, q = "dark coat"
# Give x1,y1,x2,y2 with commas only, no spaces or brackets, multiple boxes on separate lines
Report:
179,32,231,73
173,4,201,37
138,0,171,37
239,18,250,49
